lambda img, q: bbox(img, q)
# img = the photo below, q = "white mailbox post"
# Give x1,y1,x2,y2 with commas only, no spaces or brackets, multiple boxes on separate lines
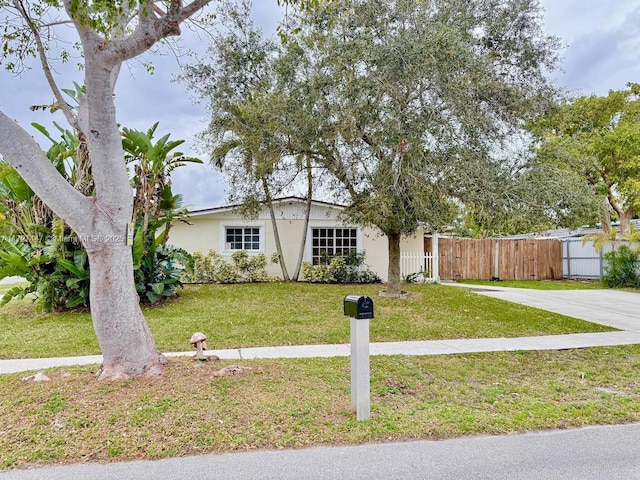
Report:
344,295,374,421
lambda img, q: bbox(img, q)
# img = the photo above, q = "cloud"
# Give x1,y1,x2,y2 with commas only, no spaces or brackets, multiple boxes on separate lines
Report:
3,1,639,210
545,5,640,95
171,163,227,209
107,2,285,209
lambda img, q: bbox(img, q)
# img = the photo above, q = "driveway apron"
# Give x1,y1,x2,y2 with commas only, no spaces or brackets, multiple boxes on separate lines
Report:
470,287,640,332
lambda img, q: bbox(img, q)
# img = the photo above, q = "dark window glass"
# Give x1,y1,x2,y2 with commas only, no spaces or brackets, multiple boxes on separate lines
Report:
311,228,357,265
226,227,260,250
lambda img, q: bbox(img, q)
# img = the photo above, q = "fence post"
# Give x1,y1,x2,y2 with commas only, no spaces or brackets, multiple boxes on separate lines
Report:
432,232,439,282
493,240,500,279
565,240,571,278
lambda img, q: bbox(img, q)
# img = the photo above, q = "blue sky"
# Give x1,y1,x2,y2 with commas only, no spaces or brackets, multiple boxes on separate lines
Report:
2,0,640,209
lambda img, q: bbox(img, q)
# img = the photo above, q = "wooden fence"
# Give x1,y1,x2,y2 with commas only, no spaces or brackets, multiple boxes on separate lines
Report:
434,238,562,281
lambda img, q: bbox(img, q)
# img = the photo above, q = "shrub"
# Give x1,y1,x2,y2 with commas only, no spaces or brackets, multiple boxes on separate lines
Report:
0,233,91,311
301,262,333,283
603,245,640,288
302,251,381,284
403,269,430,283
130,215,195,304
230,250,272,282
134,244,193,304
0,121,197,310
190,249,275,283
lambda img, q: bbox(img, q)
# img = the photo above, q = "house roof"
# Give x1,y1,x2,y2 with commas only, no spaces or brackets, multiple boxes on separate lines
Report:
497,218,640,240
187,196,347,217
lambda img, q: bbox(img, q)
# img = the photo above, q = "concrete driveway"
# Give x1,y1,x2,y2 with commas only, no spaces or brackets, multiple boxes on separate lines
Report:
466,286,640,332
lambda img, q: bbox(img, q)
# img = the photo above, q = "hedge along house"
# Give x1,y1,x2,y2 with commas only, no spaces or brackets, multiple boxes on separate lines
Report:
169,196,427,282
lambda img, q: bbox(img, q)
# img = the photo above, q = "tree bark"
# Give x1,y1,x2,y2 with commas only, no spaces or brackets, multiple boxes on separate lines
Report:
86,235,166,381
619,209,634,235
292,156,314,281
262,177,290,281
385,231,403,295
82,54,165,379
606,188,633,235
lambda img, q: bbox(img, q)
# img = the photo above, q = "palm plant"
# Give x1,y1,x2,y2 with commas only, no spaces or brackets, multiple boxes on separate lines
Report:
0,119,199,309
122,122,202,303
122,122,202,246
0,122,90,309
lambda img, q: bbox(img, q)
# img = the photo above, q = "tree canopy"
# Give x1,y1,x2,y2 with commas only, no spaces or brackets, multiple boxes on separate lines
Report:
532,83,640,235
185,0,594,293
271,0,562,293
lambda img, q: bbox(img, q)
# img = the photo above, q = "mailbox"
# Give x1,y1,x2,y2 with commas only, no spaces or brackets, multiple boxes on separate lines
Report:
343,294,374,319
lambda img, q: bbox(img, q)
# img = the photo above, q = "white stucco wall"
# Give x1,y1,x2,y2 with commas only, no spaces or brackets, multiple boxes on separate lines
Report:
168,216,220,255
170,200,425,282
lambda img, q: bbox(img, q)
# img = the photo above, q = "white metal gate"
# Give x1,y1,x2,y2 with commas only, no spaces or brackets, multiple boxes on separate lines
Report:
562,238,619,279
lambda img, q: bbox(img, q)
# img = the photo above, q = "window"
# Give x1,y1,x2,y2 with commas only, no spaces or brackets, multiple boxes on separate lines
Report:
225,227,260,251
312,227,357,265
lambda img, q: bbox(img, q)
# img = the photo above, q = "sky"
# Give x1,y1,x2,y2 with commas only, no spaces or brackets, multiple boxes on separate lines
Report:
1,0,640,210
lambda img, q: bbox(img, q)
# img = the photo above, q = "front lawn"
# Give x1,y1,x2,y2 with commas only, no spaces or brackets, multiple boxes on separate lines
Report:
0,283,614,359
1,347,639,469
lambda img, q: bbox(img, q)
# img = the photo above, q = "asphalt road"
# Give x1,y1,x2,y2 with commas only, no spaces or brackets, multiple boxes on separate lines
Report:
2,423,640,480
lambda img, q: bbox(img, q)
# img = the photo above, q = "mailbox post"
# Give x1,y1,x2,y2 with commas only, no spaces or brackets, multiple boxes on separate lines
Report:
343,294,374,421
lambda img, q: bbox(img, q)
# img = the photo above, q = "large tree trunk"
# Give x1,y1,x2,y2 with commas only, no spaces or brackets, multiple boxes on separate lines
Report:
87,238,166,381
385,231,403,295
607,189,633,235
619,209,634,235
81,55,165,379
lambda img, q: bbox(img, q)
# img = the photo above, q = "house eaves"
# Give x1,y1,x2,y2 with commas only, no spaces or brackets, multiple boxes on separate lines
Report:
187,196,347,218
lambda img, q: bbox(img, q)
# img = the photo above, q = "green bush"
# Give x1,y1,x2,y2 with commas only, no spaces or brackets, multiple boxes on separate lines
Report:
0,216,193,310
0,231,92,311
134,243,193,304
301,262,333,283
0,120,197,310
603,245,640,288
302,251,381,284
191,251,236,283
403,269,430,283
190,249,275,283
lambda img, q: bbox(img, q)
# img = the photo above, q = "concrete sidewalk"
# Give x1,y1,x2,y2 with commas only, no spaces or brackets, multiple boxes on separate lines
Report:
2,284,640,375
2,330,640,374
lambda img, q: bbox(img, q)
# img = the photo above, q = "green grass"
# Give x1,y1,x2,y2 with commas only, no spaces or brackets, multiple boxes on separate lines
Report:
0,283,614,359
457,279,606,290
0,281,635,470
2,347,640,469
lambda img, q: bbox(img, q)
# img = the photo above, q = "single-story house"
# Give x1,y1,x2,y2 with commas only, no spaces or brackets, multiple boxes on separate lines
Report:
169,196,427,282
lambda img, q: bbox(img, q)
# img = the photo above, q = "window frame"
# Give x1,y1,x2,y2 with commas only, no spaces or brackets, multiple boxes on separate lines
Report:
220,222,265,254
308,226,361,265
